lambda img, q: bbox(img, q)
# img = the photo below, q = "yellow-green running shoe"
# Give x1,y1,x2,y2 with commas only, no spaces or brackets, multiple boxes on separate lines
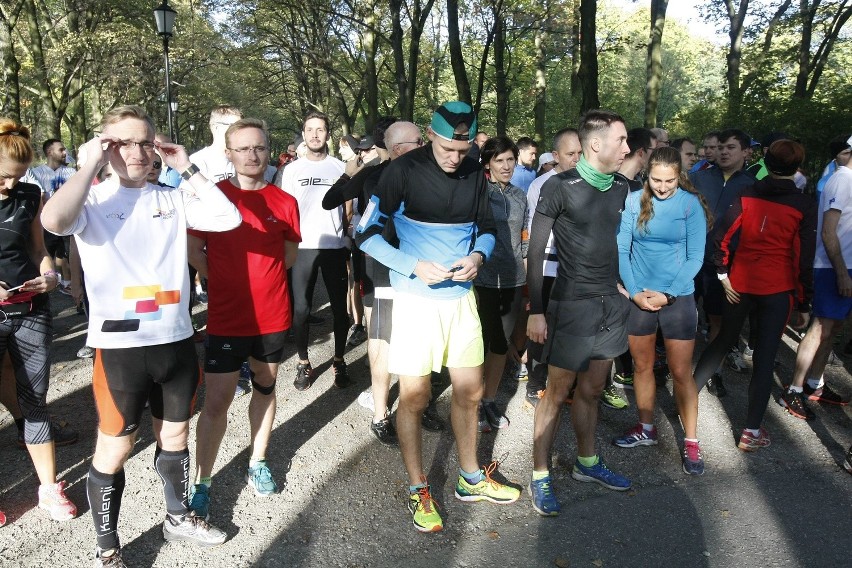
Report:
601,385,629,409
408,485,443,533
454,460,521,504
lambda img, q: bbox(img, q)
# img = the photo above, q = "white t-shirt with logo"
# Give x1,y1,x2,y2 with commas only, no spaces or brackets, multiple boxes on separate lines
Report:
188,145,277,184
815,165,852,269
30,164,77,199
278,155,346,249
54,179,241,348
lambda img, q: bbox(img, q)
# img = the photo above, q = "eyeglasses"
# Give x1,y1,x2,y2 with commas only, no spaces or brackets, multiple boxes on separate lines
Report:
213,121,239,128
117,140,156,152
395,139,423,148
227,146,269,154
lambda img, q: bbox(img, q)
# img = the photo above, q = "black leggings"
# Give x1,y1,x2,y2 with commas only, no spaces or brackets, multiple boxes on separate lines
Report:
290,248,350,360
694,291,792,429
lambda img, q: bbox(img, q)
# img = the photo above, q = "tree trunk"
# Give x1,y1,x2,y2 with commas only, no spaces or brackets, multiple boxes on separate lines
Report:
643,0,668,128
570,0,581,96
447,0,471,103
533,26,547,145
21,0,60,138
363,8,379,132
494,8,508,136
389,0,409,119
578,0,599,112
723,0,749,121
0,7,21,123
794,0,852,98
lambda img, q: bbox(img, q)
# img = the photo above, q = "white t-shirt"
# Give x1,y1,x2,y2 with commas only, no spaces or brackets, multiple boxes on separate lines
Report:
278,155,346,249
54,179,241,348
815,165,852,269
526,169,559,277
30,164,77,199
189,145,277,184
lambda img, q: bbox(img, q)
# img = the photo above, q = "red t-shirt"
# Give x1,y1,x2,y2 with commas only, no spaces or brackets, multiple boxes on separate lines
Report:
191,180,301,336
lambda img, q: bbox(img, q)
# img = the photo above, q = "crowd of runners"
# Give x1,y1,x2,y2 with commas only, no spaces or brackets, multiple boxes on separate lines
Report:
0,100,850,566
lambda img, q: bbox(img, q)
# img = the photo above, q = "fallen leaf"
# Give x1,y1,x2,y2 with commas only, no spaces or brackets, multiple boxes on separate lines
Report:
487,531,499,540
592,560,603,567
721,510,730,518
554,557,570,567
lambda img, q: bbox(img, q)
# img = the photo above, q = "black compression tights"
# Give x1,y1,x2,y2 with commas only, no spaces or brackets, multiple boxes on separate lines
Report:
694,291,792,429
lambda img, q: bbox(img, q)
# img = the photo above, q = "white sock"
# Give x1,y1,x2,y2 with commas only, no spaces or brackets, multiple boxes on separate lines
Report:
788,385,803,394
641,422,655,432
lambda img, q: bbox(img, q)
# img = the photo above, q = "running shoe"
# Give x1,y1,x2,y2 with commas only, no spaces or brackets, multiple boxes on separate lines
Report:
58,283,73,296
94,547,127,567
189,484,210,520
357,389,375,412
682,440,705,475
523,388,544,410
18,418,78,448
293,362,313,391
601,385,629,409
77,345,95,358
408,484,443,532
454,460,520,504
613,372,634,389
844,445,852,475
246,461,278,496
780,389,815,420
803,383,849,405
370,417,398,445
478,400,509,432
422,402,446,432
38,480,77,521
0,509,5,527
333,360,351,389
528,476,560,516
707,373,727,397
516,362,529,381
613,424,658,448
726,348,748,372
738,427,771,451
571,459,631,491
741,345,754,365
347,324,368,347
162,511,227,547
236,361,253,397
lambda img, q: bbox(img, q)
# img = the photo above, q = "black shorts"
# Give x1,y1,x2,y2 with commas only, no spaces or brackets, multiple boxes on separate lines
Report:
44,231,68,259
543,295,629,372
475,286,523,355
627,293,698,340
205,332,287,373
351,248,365,282
362,256,391,308
93,338,200,437
368,297,393,342
698,264,725,317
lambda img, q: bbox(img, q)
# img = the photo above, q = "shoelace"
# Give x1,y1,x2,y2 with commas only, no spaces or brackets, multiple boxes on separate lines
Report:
684,443,702,462
481,455,510,489
535,479,554,498
44,480,72,504
415,486,435,513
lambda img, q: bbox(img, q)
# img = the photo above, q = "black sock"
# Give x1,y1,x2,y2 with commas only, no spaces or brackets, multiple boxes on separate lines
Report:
154,446,190,516
87,466,125,551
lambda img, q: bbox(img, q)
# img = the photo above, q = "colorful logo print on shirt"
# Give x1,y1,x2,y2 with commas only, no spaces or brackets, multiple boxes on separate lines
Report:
100,285,181,333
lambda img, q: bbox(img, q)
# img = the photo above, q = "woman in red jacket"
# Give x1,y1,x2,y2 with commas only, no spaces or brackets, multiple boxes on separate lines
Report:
692,140,817,451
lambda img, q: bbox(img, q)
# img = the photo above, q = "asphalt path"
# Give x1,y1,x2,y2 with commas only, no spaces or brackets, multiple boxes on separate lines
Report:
0,290,849,567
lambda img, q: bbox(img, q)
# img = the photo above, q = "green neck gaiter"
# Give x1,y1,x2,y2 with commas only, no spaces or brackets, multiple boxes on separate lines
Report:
576,155,614,191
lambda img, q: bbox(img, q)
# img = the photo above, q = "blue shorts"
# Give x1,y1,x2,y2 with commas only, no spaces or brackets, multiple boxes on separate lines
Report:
812,268,852,320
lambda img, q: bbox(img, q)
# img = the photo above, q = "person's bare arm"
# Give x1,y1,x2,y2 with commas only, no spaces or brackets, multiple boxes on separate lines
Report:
187,234,208,279
285,241,298,269
821,209,852,297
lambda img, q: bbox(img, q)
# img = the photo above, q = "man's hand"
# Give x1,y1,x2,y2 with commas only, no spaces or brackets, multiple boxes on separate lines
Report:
720,277,740,304
344,158,363,178
449,254,481,282
632,290,661,311
155,141,192,173
413,260,453,285
837,271,852,297
791,310,810,330
527,313,547,344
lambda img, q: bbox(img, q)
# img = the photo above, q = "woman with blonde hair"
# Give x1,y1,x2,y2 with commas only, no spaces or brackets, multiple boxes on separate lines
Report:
0,118,76,525
613,146,712,475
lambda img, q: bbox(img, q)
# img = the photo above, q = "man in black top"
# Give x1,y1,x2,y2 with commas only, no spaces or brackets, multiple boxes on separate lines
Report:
526,110,633,517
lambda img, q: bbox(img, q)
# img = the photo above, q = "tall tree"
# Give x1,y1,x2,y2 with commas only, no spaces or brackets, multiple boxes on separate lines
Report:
578,0,600,111
794,0,852,99
447,0,472,103
643,0,669,128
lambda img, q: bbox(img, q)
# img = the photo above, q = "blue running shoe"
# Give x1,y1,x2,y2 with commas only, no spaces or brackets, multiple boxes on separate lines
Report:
246,461,278,496
189,484,210,520
528,477,560,516
613,423,658,448
682,440,705,476
571,459,631,491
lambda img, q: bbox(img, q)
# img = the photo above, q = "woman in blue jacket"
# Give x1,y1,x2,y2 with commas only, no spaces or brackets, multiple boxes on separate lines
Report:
613,147,712,475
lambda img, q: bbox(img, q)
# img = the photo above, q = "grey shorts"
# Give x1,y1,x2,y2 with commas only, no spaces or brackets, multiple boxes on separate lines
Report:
627,293,698,340
542,294,629,372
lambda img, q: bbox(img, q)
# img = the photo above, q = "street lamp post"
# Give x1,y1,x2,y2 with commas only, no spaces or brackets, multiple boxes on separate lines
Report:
170,100,179,144
153,1,177,141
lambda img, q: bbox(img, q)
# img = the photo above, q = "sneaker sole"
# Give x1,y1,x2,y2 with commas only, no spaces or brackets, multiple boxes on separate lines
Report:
412,520,443,533
613,438,658,448
806,396,848,406
613,383,634,390
527,484,560,517
454,489,520,504
601,400,629,410
162,526,226,547
571,471,631,491
737,440,770,451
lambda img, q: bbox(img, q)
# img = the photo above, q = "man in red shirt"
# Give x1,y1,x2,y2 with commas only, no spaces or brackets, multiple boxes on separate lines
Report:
188,118,301,519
